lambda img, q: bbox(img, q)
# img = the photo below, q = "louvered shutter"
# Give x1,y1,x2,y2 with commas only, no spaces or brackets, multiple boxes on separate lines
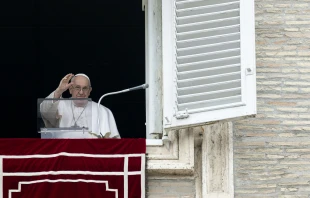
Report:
162,0,256,129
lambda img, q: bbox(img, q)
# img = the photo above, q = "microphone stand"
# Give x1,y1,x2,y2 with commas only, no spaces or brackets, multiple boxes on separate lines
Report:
97,84,149,138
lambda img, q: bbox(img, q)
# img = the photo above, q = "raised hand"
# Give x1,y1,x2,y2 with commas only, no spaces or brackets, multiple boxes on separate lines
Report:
54,73,74,98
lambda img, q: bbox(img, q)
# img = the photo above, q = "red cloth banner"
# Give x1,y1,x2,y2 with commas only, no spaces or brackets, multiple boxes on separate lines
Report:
0,138,146,198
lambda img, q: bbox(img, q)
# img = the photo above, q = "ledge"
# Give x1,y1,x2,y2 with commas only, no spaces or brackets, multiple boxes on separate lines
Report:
146,139,163,146
145,129,196,175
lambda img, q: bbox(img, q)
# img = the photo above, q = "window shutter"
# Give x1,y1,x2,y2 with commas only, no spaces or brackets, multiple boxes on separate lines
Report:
162,0,256,129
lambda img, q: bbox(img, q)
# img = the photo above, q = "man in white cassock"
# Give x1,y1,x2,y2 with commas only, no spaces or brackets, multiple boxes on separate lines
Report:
40,73,120,138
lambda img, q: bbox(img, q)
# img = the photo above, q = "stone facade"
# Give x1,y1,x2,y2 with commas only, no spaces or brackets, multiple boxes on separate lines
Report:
234,0,310,197
146,0,310,197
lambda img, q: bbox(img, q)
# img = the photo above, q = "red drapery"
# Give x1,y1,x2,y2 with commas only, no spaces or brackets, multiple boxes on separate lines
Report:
0,138,146,198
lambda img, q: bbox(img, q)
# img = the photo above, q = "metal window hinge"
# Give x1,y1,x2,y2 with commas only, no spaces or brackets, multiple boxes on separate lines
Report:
175,109,189,119
164,117,171,125
142,0,146,11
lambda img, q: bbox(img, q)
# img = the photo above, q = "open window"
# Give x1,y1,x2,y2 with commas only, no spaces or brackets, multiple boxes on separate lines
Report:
145,0,256,136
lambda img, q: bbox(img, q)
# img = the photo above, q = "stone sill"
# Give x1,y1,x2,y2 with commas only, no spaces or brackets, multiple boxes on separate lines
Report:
146,139,163,146
145,129,195,175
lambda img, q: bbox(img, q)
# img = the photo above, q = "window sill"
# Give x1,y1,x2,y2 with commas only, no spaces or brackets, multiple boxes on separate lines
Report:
146,139,163,146
145,129,195,175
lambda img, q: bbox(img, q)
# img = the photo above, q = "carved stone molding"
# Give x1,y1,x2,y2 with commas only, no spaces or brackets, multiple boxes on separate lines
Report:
146,122,234,198
202,122,234,198
146,128,195,175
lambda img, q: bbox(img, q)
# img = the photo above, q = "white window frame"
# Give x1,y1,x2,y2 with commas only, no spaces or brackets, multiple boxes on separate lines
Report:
144,0,163,139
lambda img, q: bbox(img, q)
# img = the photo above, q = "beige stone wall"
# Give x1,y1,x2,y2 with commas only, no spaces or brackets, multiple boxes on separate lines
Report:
234,0,310,197
147,177,195,198
145,0,310,197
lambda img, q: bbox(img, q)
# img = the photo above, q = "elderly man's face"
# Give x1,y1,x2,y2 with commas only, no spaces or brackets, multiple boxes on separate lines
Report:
69,76,92,99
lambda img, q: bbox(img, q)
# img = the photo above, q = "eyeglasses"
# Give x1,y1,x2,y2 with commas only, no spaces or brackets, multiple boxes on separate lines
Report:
72,86,91,92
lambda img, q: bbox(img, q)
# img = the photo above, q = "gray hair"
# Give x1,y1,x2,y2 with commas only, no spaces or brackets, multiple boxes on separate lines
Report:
71,73,91,87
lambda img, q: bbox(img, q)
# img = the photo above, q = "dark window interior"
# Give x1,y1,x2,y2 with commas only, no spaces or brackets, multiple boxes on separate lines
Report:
0,0,146,138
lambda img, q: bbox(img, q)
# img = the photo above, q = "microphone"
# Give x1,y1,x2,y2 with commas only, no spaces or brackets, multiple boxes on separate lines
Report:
97,84,149,137
128,84,149,91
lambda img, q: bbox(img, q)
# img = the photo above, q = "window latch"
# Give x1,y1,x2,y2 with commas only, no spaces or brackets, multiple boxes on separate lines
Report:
175,109,189,119
245,67,254,76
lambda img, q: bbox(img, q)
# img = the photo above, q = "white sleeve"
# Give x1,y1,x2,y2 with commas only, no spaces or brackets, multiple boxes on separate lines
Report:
39,91,61,128
106,107,120,138
98,105,120,138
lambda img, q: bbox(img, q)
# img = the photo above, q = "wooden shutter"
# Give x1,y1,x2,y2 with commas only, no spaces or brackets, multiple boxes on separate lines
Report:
162,0,256,129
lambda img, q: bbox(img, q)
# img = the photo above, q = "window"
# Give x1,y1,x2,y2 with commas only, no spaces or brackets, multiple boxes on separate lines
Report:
145,0,256,135
144,0,163,138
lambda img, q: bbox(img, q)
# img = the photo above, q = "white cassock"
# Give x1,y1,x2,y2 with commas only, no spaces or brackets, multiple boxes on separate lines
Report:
40,91,120,139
